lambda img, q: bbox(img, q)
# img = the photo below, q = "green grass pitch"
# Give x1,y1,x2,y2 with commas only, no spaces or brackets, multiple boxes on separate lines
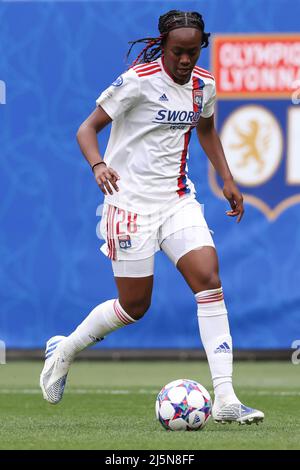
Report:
0,360,299,450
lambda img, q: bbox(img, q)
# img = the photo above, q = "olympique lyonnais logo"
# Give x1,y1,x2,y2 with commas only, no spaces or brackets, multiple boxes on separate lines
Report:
118,235,132,249
211,35,300,220
0,80,6,104
213,35,300,98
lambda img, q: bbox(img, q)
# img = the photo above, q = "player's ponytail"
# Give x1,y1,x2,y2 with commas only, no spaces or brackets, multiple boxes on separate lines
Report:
127,36,163,67
127,10,210,67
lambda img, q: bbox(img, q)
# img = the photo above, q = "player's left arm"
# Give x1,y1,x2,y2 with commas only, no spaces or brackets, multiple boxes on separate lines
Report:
196,115,244,223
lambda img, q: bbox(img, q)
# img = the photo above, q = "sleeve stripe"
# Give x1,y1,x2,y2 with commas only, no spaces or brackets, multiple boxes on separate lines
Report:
136,67,161,77
194,65,214,76
193,71,215,81
133,61,160,71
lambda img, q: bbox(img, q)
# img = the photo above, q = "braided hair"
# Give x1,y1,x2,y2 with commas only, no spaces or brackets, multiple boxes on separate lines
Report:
127,10,210,67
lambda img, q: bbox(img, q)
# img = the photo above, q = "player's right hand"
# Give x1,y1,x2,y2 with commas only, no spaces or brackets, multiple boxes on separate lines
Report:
93,163,120,195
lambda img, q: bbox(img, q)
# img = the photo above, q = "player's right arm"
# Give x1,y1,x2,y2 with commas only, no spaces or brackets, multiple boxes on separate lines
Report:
76,106,120,195
77,69,140,195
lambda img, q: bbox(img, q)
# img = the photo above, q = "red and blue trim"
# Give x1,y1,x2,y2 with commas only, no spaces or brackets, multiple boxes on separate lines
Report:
177,130,192,197
107,205,117,260
176,76,205,197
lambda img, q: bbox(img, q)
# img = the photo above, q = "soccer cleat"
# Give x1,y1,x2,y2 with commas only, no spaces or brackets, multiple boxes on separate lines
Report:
212,402,264,425
39,335,72,405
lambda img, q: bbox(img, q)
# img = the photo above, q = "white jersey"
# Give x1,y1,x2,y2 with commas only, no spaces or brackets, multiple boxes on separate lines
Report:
96,57,216,215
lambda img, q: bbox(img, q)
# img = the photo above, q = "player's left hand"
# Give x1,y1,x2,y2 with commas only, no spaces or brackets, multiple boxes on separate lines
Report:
223,180,244,223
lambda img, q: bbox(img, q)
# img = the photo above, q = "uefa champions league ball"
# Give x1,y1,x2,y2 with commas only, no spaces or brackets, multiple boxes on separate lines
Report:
155,379,212,431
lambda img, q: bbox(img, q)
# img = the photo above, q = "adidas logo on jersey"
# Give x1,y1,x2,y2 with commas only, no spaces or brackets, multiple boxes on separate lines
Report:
159,93,168,102
214,342,231,354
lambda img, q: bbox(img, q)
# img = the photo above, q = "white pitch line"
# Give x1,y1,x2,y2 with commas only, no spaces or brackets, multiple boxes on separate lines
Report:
0,389,155,395
0,388,300,396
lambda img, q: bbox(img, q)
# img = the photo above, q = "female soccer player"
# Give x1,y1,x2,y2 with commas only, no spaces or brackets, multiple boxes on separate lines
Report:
40,10,264,424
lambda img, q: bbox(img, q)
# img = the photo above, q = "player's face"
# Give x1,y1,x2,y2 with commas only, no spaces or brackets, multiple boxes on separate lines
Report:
163,28,202,85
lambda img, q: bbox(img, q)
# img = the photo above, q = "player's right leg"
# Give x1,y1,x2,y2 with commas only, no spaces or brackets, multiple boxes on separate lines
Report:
40,203,157,404
40,266,154,404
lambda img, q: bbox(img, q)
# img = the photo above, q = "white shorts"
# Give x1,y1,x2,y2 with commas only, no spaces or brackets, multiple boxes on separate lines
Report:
99,196,215,277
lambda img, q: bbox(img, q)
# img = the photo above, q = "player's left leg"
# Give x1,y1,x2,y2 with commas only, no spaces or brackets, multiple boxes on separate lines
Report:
161,227,264,425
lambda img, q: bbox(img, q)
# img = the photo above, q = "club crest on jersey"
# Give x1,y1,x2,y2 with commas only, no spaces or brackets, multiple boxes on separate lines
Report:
112,75,123,87
193,89,203,107
118,235,131,249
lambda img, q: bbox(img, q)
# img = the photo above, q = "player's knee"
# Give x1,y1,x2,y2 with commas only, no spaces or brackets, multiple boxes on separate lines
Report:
121,298,151,320
199,270,221,291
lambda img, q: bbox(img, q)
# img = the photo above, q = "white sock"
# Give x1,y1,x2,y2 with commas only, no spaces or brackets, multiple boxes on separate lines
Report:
61,299,136,360
196,287,239,405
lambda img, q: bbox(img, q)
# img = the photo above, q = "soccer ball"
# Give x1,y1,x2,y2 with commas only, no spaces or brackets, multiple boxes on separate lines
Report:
155,379,212,431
